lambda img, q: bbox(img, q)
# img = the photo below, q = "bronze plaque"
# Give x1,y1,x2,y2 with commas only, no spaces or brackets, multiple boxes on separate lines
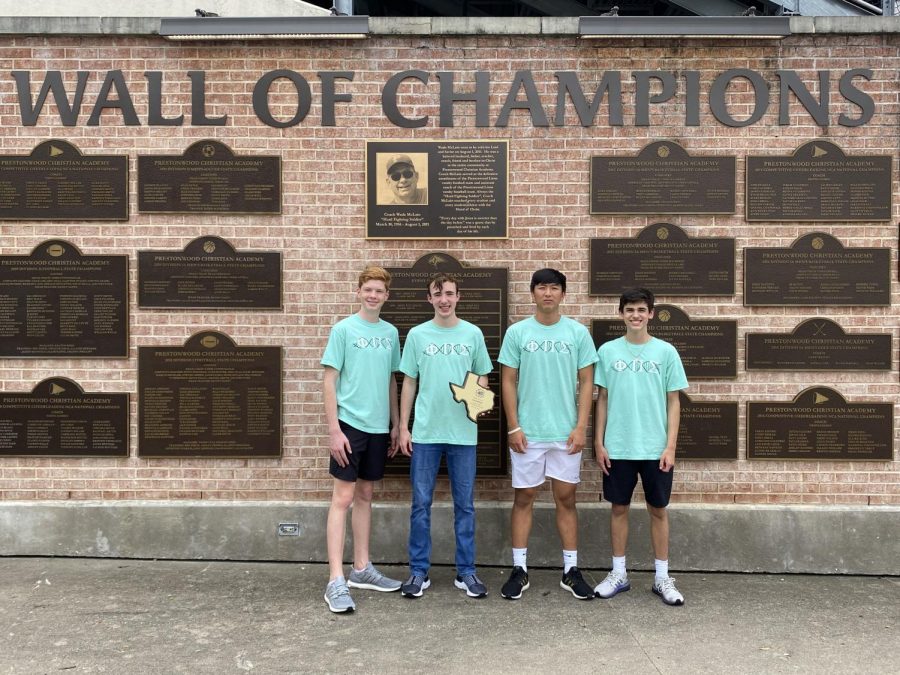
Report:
138,140,281,214
677,392,738,460
138,331,282,457
381,253,508,476
744,233,890,306
747,387,893,461
590,223,735,296
0,377,128,457
590,141,735,214
138,236,282,309
0,140,128,220
747,319,891,371
366,140,508,239
592,304,736,378
0,240,128,358
746,141,892,221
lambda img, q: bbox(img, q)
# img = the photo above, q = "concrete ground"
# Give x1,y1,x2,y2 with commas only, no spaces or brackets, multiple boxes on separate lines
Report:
0,558,897,674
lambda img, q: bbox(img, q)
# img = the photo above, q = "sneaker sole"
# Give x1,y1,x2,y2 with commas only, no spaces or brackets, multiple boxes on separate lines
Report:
652,586,684,606
595,582,631,599
559,581,594,600
347,580,402,592
500,582,530,600
453,579,487,598
323,593,355,613
401,579,431,598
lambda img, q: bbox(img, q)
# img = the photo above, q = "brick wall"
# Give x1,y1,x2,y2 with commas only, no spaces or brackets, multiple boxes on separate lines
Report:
0,33,897,505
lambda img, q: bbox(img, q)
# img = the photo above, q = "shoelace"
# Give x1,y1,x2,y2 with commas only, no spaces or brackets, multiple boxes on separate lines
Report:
657,577,678,593
329,583,351,598
461,574,481,586
605,571,627,586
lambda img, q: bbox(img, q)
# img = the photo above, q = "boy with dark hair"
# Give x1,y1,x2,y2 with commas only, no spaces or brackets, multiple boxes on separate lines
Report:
498,268,597,600
322,266,403,613
397,273,493,599
593,287,689,606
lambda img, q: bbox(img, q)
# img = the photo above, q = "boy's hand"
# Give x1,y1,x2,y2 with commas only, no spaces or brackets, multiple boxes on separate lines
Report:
398,428,413,456
659,447,676,472
566,427,586,455
595,444,611,475
329,429,352,467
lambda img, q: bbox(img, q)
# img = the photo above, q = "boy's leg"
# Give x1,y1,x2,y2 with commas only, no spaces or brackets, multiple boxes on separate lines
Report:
351,479,375,569
511,486,537,549
551,479,578,551
326,479,356,580
408,443,443,576
610,502,630,557
445,444,477,577
647,504,670,562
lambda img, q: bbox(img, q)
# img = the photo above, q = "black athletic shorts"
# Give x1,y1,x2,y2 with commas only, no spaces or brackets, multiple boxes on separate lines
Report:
602,459,673,508
329,420,390,482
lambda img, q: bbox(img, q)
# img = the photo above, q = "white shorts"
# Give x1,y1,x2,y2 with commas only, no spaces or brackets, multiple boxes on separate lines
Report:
510,440,582,489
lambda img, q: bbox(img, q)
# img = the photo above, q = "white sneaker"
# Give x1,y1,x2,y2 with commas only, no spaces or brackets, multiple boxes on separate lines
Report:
652,576,685,606
594,570,630,598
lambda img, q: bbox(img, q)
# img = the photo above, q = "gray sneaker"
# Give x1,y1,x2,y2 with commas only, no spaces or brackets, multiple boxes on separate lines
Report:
324,578,356,613
347,563,402,592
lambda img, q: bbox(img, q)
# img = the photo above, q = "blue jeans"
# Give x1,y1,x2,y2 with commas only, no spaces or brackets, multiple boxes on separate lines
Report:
408,443,477,577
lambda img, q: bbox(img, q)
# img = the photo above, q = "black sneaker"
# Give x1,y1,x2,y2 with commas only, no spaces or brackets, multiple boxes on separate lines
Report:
500,566,530,600
401,574,430,598
560,567,594,600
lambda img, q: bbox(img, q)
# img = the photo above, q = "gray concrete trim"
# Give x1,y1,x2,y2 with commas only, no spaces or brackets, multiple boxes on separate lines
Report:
0,15,898,36
1,501,896,575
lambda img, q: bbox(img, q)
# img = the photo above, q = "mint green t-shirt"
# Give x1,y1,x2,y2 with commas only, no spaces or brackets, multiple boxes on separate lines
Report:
594,336,688,460
498,316,598,442
399,319,493,445
320,314,400,434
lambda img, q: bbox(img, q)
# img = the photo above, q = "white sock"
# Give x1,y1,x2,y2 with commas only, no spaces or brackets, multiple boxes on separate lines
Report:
655,558,669,580
563,550,577,573
512,547,528,572
612,555,626,576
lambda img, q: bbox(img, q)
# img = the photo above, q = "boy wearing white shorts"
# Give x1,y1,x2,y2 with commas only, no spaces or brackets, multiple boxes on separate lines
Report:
498,269,598,600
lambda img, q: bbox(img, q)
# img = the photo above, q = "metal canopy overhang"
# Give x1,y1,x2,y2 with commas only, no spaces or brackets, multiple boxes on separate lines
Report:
579,15,792,38
158,15,370,40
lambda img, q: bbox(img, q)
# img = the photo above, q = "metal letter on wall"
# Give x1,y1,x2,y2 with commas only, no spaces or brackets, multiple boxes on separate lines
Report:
138,236,282,309
138,331,282,457
0,240,128,358
747,387,893,461
0,140,128,220
0,377,128,457
380,253,508,476
366,140,509,239
677,392,738,460
138,140,281,214
590,223,735,296
744,233,890,306
746,141,891,221
746,319,891,371
592,304,737,378
590,141,735,215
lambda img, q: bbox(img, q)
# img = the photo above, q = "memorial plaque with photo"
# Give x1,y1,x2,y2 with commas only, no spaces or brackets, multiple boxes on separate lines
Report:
0,140,128,220
366,140,508,239
746,319,891,371
746,141,891,221
381,253,508,476
747,387,892,461
592,304,736,378
138,236,282,309
590,223,735,296
744,233,890,306
138,140,281,214
677,392,738,460
0,377,128,457
590,141,735,214
0,240,128,358
138,331,282,457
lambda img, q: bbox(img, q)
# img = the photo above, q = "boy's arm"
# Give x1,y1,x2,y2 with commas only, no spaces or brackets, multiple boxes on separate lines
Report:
398,375,417,456
323,366,351,467
387,375,400,457
593,386,610,474
566,364,594,455
660,389,681,472
501,365,526,453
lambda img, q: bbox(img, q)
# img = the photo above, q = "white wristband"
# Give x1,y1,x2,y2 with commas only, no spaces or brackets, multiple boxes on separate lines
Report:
507,427,521,435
